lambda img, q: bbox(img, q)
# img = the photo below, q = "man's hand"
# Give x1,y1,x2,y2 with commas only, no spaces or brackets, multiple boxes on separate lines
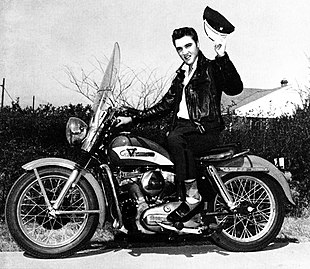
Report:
214,38,227,57
116,116,132,127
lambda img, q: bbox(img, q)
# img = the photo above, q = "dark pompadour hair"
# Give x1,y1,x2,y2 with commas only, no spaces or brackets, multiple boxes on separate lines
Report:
172,27,199,46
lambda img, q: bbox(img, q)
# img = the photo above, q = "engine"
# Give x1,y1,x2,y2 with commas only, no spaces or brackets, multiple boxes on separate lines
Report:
116,167,176,233
116,167,175,200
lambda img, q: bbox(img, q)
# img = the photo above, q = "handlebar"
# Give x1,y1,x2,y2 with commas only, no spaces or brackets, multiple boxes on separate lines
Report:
119,106,141,117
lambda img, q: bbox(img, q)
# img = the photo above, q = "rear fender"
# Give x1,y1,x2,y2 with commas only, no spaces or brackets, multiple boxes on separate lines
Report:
22,157,106,227
216,154,295,205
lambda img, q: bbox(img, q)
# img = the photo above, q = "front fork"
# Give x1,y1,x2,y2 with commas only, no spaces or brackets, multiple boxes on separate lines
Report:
52,169,81,210
205,165,236,210
33,166,99,217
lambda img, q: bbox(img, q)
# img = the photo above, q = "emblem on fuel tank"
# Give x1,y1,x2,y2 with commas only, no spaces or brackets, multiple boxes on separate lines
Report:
120,148,155,157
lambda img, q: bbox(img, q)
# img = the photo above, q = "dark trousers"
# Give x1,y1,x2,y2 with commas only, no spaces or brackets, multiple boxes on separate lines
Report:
167,118,220,199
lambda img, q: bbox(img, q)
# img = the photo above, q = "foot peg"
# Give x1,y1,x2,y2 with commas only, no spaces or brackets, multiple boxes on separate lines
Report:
208,222,222,232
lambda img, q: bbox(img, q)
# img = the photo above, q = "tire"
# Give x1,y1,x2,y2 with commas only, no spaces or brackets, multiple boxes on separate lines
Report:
5,167,99,258
209,173,285,252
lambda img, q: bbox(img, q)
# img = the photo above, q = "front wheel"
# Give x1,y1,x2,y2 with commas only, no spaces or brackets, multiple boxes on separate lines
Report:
5,167,99,258
209,173,285,252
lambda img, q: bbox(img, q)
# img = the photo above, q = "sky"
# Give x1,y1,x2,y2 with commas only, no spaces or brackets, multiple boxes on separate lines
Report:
1,0,310,108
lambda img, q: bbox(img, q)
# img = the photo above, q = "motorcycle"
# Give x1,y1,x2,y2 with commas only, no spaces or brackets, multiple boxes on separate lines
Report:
5,43,295,258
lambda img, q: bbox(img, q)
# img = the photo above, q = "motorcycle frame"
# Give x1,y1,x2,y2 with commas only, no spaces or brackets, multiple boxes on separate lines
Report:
21,151,295,231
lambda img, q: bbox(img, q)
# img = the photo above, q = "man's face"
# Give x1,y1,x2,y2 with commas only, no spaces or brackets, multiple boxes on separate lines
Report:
174,35,199,66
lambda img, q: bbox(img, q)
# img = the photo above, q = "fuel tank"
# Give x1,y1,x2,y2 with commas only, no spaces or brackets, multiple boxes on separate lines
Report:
108,133,173,166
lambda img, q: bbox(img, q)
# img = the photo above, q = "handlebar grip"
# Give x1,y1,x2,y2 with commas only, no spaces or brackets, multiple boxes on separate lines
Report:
122,106,141,116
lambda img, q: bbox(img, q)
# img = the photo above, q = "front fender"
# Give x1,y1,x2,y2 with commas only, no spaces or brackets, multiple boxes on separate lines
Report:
217,154,295,205
22,157,106,227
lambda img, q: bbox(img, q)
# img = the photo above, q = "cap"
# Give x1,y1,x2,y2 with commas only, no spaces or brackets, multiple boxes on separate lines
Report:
203,6,234,42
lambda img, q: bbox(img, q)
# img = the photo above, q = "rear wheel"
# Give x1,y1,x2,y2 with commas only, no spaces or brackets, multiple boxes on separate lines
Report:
5,167,99,258
209,173,285,252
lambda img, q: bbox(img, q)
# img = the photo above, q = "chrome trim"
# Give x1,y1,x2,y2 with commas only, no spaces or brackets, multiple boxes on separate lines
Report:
22,157,79,171
231,149,251,158
55,210,101,215
52,169,81,210
33,168,53,210
207,165,236,210
218,167,269,172
158,223,202,234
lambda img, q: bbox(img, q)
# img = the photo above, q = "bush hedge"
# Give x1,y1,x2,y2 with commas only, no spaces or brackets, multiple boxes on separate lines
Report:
1,101,310,217
0,102,92,214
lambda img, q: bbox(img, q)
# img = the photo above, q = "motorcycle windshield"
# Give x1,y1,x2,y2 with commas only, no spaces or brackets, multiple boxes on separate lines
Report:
92,42,121,118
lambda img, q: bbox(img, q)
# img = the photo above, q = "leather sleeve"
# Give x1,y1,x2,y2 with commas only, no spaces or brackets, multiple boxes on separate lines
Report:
212,52,243,96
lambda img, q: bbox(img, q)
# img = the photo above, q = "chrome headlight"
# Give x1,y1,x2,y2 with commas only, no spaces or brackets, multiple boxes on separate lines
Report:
66,117,88,145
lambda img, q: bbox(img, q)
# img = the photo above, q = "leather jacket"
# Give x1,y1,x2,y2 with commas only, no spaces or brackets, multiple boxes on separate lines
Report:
132,50,243,133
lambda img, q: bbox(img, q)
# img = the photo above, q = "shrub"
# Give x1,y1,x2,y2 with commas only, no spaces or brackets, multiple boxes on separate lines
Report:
0,102,91,215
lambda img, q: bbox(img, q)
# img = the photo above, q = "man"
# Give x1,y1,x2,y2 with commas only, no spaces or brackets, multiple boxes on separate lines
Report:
117,8,243,222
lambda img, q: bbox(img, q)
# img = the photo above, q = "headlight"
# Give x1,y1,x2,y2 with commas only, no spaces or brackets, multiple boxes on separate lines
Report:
66,117,88,145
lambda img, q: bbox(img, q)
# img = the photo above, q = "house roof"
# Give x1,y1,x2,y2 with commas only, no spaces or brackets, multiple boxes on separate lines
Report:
221,86,285,110
221,84,304,118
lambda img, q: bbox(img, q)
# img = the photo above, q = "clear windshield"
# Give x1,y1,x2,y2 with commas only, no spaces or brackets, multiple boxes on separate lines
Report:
82,43,121,152
92,42,121,115
91,42,120,127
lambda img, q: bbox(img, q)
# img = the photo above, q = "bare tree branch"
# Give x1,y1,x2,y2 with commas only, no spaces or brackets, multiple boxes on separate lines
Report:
61,58,174,110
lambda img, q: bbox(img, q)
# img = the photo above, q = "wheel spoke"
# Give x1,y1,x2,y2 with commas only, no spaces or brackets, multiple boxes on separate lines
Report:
17,173,90,248
215,175,277,243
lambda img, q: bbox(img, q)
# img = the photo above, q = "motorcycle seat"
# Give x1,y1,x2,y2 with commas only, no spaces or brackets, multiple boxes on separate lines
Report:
197,143,248,162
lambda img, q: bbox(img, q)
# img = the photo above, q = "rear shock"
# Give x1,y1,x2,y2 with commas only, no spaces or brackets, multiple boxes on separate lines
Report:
206,165,236,210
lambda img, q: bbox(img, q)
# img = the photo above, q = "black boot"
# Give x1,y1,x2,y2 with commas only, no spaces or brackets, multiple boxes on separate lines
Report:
167,178,201,222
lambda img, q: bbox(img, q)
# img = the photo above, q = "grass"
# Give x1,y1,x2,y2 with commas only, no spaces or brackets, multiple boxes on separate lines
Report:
1,215,310,252
278,216,310,242
0,218,21,252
